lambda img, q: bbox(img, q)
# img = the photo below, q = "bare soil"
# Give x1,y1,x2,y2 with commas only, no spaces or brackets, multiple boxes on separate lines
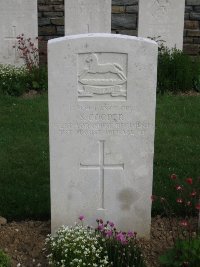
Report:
0,217,198,267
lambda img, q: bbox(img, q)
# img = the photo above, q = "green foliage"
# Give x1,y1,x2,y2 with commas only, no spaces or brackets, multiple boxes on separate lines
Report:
0,250,11,267
157,47,200,94
0,65,28,96
96,219,146,267
45,225,109,267
101,237,145,267
159,237,200,267
0,94,49,220
0,64,48,96
26,65,48,91
153,95,200,216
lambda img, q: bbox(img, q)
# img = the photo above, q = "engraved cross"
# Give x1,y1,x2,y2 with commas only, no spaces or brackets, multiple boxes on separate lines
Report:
80,140,124,209
4,26,18,61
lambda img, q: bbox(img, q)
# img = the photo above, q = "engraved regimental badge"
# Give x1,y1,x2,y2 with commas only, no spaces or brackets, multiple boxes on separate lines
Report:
78,53,127,101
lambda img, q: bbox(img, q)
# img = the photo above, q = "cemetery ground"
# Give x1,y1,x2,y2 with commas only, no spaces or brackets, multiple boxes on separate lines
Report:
0,92,200,266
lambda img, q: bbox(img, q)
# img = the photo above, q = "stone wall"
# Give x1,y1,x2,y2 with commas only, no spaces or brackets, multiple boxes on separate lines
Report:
38,0,200,64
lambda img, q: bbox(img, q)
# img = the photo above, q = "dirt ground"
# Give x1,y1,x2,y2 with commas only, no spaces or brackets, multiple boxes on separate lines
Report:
0,216,197,267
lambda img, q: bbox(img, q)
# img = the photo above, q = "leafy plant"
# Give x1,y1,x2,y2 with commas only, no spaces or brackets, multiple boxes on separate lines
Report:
0,34,48,96
45,216,146,267
45,223,109,267
95,218,146,267
159,237,200,267
15,34,48,93
15,34,39,70
157,47,200,94
0,64,28,96
152,174,200,266
0,249,11,267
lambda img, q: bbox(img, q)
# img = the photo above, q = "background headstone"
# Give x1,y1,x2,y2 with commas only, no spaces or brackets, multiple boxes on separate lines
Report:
65,0,111,35
138,0,185,50
0,0,38,66
49,33,158,237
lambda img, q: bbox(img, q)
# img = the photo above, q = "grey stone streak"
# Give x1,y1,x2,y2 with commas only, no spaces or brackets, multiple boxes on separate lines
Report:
112,14,137,29
113,0,138,5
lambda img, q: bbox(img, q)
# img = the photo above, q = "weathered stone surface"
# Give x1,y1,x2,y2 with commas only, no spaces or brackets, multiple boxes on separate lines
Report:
56,26,64,35
43,11,63,17
65,0,111,35
194,6,200,12
0,0,38,66
126,5,138,13
187,29,200,36
194,37,200,43
183,37,194,43
112,14,137,29
185,6,193,12
138,0,185,50
38,18,51,26
51,18,64,26
113,0,138,5
183,43,200,54
116,29,137,36
185,20,199,29
112,6,126,13
49,33,157,237
190,12,200,20
186,0,200,5
39,26,56,35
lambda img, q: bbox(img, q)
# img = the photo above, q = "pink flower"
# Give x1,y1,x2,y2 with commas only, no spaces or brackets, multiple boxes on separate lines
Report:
171,174,177,180
78,215,85,221
127,231,134,238
105,230,113,237
116,232,127,244
97,224,104,231
195,203,200,210
190,191,197,197
108,221,114,228
186,177,193,185
176,198,183,204
179,220,188,227
175,185,183,191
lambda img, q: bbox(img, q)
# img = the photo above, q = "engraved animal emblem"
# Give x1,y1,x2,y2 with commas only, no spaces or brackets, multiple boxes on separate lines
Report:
79,53,126,81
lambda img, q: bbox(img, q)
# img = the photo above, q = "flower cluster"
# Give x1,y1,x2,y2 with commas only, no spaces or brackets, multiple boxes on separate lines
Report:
95,218,145,267
45,224,109,267
45,217,145,267
0,64,28,96
96,218,137,245
14,34,39,70
153,174,200,267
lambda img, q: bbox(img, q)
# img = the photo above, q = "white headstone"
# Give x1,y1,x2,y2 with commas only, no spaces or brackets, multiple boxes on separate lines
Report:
0,0,38,66
138,0,185,50
49,33,158,237
65,0,111,35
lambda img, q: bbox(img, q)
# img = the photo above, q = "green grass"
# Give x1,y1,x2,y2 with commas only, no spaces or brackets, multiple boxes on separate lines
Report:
153,94,200,215
0,93,200,220
0,94,49,220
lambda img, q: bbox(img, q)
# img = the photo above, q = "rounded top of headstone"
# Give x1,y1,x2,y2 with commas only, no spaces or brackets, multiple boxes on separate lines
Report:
48,33,158,47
